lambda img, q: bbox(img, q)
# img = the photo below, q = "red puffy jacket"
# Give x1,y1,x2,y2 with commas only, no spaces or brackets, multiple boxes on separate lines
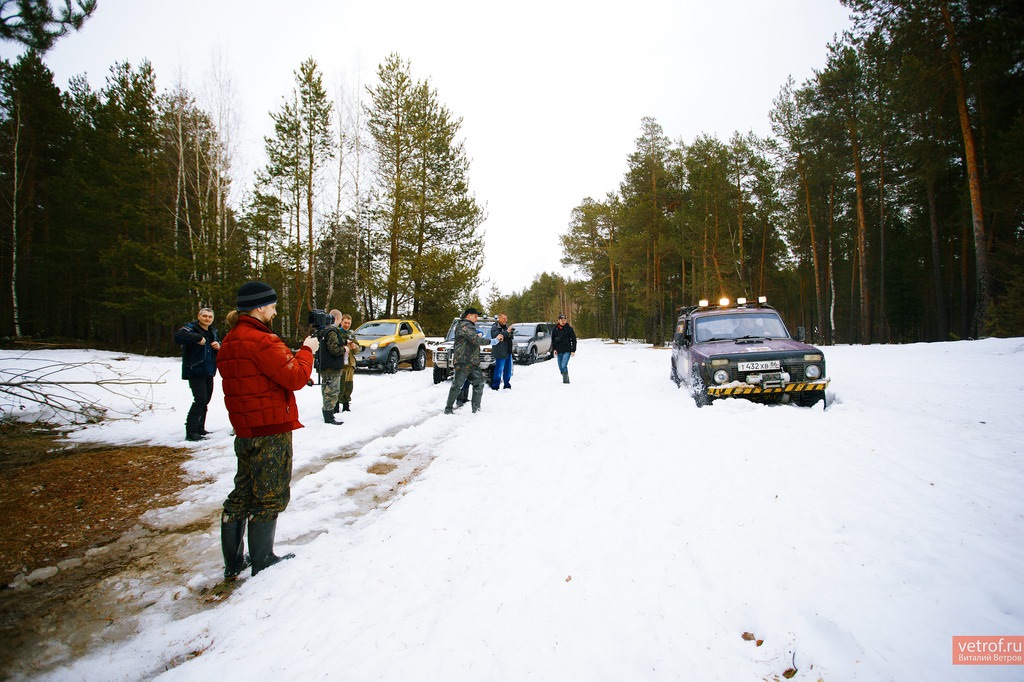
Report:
218,315,315,438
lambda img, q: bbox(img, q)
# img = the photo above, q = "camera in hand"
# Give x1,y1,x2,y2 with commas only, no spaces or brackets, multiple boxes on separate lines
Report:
308,309,335,331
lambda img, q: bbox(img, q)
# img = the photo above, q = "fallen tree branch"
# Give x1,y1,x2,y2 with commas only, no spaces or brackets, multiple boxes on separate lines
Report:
0,357,168,424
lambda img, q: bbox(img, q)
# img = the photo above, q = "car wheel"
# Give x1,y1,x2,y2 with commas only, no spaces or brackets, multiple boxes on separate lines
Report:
670,356,681,386
796,392,824,408
412,346,426,371
384,349,400,374
527,347,537,365
433,366,445,384
691,368,712,407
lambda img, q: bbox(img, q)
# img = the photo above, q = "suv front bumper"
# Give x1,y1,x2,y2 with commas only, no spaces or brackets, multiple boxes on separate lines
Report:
707,379,830,397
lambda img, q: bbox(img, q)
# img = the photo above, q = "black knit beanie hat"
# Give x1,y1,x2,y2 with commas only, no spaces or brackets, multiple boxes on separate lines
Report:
236,281,277,311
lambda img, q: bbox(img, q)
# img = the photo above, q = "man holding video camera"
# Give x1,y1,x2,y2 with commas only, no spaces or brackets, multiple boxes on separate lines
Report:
338,313,358,412
315,309,346,425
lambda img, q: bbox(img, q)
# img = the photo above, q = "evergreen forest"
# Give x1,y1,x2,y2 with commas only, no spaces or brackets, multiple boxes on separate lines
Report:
496,0,1024,344
1,0,1022,353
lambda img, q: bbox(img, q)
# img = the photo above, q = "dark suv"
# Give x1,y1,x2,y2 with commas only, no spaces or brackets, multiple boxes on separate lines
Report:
670,297,829,407
432,316,498,384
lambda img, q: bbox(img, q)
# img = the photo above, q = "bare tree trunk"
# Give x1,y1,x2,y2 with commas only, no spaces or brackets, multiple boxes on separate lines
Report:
850,125,871,343
939,2,988,335
877,145,888,342
202,49,241,296
797,153,825,342
326,95,345,308
828,181,837,344
8,100,23,337
735,161,746,290
926,178,948,340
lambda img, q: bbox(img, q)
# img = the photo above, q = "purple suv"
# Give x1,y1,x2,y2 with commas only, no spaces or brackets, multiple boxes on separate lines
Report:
670,298,830,408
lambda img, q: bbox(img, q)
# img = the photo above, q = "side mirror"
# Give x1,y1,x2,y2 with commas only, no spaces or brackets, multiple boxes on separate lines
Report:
796,326,806,342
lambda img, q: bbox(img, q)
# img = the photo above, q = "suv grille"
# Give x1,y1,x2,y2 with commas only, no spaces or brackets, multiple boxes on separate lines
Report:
734,360,806,383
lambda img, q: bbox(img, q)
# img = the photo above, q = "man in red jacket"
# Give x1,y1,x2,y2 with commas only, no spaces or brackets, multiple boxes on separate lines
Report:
217,281,320,579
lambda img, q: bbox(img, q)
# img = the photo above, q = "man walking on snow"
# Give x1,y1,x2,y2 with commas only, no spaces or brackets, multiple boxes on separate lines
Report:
552,313,577,384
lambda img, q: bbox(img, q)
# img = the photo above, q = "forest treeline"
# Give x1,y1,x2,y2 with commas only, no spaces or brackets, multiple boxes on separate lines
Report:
2,0,1023,352
494,0,1023,344
0,49,483,349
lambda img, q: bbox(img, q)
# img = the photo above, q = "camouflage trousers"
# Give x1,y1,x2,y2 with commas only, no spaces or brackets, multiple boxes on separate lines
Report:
341,365,355,405
321,368,342,411
445,364,485,411
223,431,293,523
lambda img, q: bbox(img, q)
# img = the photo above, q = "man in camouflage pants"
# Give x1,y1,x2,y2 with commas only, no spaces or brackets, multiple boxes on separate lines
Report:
444,307,489,414
338,313,358,412
223,431,294,527
217,281,318,579
318,309,345,425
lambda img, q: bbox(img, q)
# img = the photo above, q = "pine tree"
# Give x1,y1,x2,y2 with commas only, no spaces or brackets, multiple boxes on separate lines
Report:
366,53,483,328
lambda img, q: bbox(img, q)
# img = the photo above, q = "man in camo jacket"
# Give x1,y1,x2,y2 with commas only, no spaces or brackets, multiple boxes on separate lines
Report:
443,307,489,414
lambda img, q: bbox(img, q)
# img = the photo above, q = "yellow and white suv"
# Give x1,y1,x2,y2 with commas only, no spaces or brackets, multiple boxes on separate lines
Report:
352,319,428,373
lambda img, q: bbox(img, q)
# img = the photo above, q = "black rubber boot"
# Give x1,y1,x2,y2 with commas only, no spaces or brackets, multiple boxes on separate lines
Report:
185,408,205,441
562,372,570,384
323,409,343,425
199,406,210,436
221,514,250,580
248,518,295,576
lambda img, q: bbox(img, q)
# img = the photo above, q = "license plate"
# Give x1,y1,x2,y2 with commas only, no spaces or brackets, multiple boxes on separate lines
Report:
738,360,780,372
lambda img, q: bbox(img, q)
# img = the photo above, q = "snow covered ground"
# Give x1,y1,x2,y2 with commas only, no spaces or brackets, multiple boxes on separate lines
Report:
2,337,1023,681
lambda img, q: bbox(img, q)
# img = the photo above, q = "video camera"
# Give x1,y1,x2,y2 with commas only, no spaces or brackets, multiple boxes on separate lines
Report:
308,309,336,333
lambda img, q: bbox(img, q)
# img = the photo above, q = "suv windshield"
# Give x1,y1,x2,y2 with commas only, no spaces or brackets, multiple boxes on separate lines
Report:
694,313,789,342
512,325,536,338
356,321,397,337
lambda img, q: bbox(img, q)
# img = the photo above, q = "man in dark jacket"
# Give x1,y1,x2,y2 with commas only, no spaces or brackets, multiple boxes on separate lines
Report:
551,313,577,384
174,307,220,441
489,313,513,390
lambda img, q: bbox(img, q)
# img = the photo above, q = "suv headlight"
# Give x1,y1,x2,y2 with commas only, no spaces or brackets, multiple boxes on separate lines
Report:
713,368,730,384
805,364,822,379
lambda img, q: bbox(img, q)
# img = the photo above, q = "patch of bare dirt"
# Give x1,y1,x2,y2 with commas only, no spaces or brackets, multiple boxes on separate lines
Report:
0,421,190,675
0,422,190,583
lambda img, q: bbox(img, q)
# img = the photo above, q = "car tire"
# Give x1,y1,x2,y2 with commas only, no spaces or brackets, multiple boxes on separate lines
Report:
527,347,537,365
412,346,426,371
796,392,824,408
670,357,682,387
691,368,712,407
384,349,400,374
433,366,446,384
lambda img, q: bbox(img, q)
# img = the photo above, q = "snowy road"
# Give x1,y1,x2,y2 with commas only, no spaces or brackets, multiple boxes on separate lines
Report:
3,338,1024,681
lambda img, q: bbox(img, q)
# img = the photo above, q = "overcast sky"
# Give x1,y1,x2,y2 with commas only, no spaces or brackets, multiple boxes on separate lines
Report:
2,0,852,297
